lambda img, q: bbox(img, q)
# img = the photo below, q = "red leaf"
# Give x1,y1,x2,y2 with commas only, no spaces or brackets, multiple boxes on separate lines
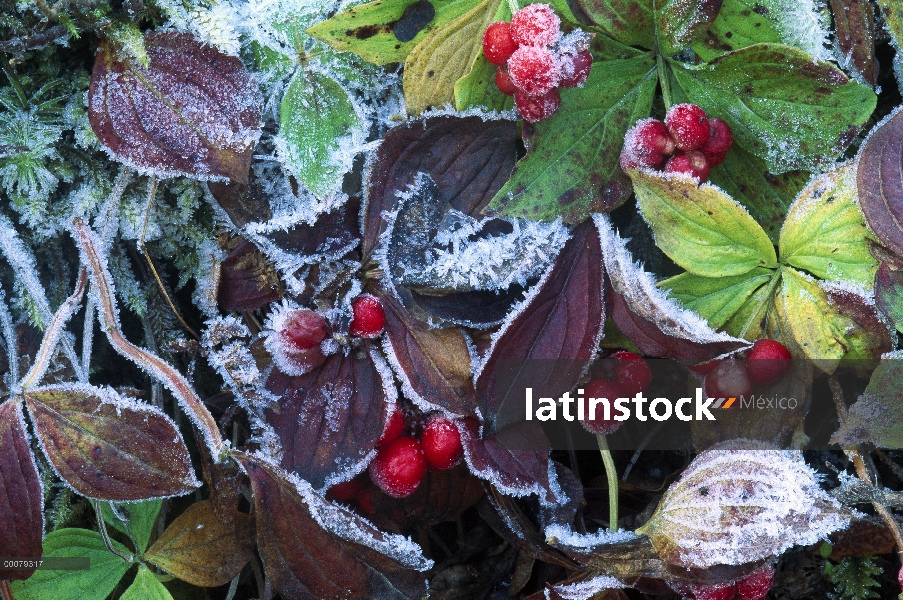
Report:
264,343,392,489
0,399,43,580
857,109,903,256
89,32,262,184
25,384,199,501
217,240,283,312
235,453,431,599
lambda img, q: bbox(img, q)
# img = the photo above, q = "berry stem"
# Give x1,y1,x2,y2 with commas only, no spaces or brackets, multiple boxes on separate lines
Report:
596,433,619,531
656,54,673,110
506,0,519,17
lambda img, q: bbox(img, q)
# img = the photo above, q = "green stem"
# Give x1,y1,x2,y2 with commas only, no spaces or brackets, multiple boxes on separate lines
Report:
596,433,619,531
656,54,672,110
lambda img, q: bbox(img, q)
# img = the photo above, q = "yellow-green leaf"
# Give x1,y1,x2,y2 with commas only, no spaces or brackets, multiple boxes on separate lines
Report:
120,565,173,600
662,267,774,330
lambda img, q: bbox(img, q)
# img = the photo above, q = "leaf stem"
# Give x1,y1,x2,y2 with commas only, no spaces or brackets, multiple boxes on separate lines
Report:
596,433,619,531
92,499,134,563
656,54,672,110
0,580,13,600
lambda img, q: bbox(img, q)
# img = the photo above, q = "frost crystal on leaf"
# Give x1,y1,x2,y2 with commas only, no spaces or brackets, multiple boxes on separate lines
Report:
545,575,627,599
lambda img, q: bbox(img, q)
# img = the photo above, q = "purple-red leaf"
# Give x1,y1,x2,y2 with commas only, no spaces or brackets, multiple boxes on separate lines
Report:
857,108,903,256
830,0,876,87
0,399,43,581
217,239,283,312
25,384,199,501
235,453,431,600
89,31,262,184
264,343,392,489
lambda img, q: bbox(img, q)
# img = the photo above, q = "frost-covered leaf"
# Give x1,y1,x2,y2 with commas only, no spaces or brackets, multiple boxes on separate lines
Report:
857,107,903,257
629,168,777,277
670,44,876,173
878,0,903,53
368,464,484,528
832,359,903,448
264,343,392,490
216,240,284,313
829,0,876,87
0,399,43,581
572,0,654,48
279,69,364,197
145,500,255,587
207,180,272,228
402,0,505,114
599,214,752,359
25,383,199,501
822,282,892,363
875,261,903,334
362,114,517,259
10,529,131,600
88,32,263,185
454,54,515,112
635,442,853,568
780,161,876,289
101,499,162,553
377,289,478,417
120,565,173,600
235,453,431,599
655,0,724,56
485,55,656,223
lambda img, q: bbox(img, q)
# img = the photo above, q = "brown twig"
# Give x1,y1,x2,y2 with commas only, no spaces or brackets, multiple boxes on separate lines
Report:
0,580,14,600
0,25,68,53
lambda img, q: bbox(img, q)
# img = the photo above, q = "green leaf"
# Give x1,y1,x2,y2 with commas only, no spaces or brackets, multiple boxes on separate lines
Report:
721,269,780,339
875,262,903,334
485,55,656,223
779,161,876,288
453,0,512,111
307,0,478,65
279,69,363,197
661,267,774,329
832,359,903,448
670,44,876,173
878,0,903,49
691,0,783,61
706,144,809,243
573,0,655,49
655,0,723,56
120,565,173,600
10,529,132,600
102,499,162,553
629,168,777,277
546,0,581,25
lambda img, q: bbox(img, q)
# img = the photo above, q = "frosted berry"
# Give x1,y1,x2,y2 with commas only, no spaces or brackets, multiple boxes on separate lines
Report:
665,150,710,181
737,564,774,600
619,119,674,172
558,50,592,88
514,87,560,123
421,416,464,469
699,117,733,166
378,408,406,446
611,351,652,397
665,103,710,151
265,307,327,376
482,21,518,66
368,436,427,498
282,309,327,350
507,45,560,97
328,477,364,502
746,339,792,385
691,582,738,600
509,4,561,47
705,359,752,400
581,378,624,435
349,294,385,338
495,67,518,96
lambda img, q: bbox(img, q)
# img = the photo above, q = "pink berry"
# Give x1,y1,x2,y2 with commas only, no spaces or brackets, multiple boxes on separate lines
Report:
495,67,517,95
328,477,364,502
514,87,560,123
700,117,733,166
482,21,518,66
378,408,406,446
737,564,774,600
558,50,592,88
611,351,651,397
421,416,463,470
349,295,385,338
665,103,711,151
509,4,560,47
691,582,738,600
704,359,752,400
665,150,710,181
265,307,327,376
619,118,674,172
581,378,624,435
745,339,792,386
507,45,560,97
368,436,427,498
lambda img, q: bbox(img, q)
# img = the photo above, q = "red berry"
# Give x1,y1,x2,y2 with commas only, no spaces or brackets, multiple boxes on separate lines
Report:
356,489,375,514
704,359,752,400
558,50,592,87
745,339,792,386
495,67,518,95
581,378,624,435
619,118,674,173
378,408,406,446
266,307,327,376
507,45,560,97
700,117,733,166
282,309,326,350
421,416,463,470
368,436,427,498
611,351,651,397
665,150,710,181
328,477,364,502
509,3,560,47
737,564,774,600
691,582,738,600
349,295,385,338
482,21,518,66
665,103,711,151
514,87,560,123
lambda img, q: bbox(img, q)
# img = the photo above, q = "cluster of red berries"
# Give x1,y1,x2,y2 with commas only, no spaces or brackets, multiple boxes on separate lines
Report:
620,103,733,182
580,351,652,436
697,339,793,400
328,412,464,504
481,4,592,122
672,564,775,600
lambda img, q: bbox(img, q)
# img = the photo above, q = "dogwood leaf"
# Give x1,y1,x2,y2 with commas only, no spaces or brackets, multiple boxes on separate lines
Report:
832,359,903,448
454,54,514,112
661,268,775,332
875,262,903,334
878,0,903,51
571,0,654,48
101,499,162,553
655,0,724,56
120,566,173,600
829,0,877,87
856,107,903,257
